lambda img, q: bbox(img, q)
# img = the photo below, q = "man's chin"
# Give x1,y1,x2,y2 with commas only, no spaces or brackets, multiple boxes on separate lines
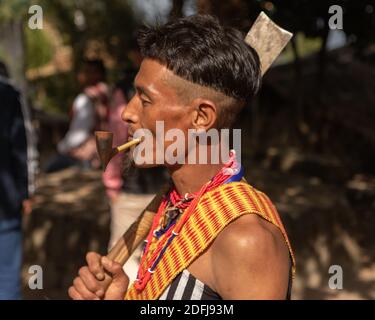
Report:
133,162,160,169
123,152,160,170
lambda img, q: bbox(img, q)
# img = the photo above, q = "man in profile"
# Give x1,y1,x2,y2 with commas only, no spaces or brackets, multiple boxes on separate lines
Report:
69,15,295,300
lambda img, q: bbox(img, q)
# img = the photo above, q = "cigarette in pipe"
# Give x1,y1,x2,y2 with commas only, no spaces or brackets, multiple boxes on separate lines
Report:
116,138,142,153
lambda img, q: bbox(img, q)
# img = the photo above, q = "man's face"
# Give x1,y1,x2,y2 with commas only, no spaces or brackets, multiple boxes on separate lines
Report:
121,59,193,168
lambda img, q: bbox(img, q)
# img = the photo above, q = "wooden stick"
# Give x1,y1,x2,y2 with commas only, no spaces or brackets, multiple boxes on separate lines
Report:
98,183,169,290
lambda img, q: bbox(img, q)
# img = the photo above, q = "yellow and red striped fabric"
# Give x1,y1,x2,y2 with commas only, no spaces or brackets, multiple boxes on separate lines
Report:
125,181,295,300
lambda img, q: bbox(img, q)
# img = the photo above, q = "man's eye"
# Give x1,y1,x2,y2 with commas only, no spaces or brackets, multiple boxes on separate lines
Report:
141,99,150,106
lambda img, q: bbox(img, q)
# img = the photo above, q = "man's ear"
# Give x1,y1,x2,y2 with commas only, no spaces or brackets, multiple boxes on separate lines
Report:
191,98,218,130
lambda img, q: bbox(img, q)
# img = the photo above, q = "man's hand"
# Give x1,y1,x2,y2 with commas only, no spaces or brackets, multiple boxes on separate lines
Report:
68,252,129,300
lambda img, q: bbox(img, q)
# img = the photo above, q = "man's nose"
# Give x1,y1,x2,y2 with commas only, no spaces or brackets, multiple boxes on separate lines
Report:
121,96,139,125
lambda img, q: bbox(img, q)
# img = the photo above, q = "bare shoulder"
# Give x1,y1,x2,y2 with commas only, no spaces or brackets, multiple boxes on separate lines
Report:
213,214,289,258
211,214,291,299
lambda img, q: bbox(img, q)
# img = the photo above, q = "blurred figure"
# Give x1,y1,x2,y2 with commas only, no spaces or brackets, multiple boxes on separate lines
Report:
105,69,155,282
0,61,28,300
0,63,38,209
106,67,168,284
0,63,38,215
105,81,128,249
103,76,129,203
43,58,132,248
107,66,169,252
0,61,10,78
45,59,109,172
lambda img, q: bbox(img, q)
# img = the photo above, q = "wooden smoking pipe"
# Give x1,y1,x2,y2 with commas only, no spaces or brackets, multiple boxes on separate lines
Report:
97,183,170,295
95,131,142,171
94,130,168,294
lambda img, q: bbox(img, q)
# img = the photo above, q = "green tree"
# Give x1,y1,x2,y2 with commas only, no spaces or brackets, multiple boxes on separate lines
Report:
39,0,138,68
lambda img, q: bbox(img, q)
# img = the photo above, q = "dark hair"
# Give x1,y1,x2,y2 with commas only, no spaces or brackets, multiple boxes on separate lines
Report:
81,58,106,79
137,14,261,104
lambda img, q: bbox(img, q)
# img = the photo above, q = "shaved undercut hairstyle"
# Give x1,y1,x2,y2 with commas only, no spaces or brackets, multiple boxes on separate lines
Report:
137,14,262,128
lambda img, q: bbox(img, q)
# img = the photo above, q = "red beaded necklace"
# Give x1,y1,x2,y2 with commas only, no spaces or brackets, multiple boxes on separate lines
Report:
135,151,239,291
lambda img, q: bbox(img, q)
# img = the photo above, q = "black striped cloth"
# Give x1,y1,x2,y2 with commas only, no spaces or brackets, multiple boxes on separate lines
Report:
159,270,221,300
159,268,293,300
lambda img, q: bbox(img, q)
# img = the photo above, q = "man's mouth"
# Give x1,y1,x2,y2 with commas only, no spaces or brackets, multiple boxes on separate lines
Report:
127,129,134,141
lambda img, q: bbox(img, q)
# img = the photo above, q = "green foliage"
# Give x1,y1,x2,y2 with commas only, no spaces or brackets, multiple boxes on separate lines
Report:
279,33,322,65
39,0,139,64
30,72,77,114
25,27,54,69
256,0,374,50
0,0,29,23
3,0,371,116
25,0,139,114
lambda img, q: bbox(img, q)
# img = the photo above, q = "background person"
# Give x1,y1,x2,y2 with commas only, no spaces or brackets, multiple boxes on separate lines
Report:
0,61,29,300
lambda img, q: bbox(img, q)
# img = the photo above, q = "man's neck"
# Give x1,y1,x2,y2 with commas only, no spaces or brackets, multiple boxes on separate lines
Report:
168,162,223,196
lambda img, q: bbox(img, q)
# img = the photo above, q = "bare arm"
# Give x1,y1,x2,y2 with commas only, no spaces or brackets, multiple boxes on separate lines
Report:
212,214,291,300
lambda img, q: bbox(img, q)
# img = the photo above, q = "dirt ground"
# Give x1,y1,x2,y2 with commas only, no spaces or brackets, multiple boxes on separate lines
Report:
21,159,375,300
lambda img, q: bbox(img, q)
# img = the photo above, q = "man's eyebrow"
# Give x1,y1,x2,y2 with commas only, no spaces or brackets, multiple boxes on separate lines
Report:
134,83,152,98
